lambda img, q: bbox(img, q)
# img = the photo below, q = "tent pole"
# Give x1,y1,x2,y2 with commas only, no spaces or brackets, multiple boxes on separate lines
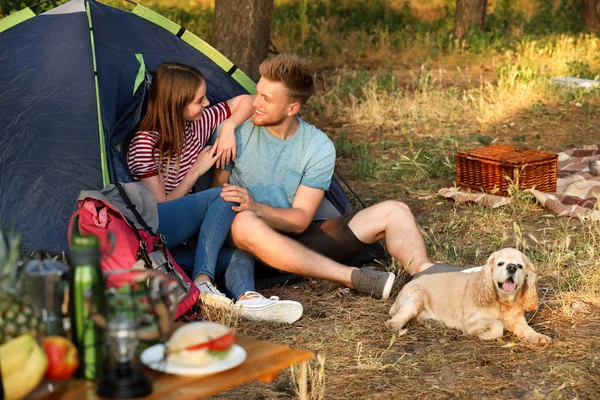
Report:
85,0,111,186
334,169,367,209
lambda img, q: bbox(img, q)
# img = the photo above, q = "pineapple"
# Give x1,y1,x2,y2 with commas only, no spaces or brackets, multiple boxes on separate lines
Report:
0,227,43,344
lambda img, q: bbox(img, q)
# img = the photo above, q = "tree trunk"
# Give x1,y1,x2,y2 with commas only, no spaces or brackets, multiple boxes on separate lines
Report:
212,0,274,83
454,0,488,39
583,0,600,34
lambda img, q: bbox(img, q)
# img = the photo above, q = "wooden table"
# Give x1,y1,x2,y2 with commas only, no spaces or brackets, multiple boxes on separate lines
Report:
52,337,314,399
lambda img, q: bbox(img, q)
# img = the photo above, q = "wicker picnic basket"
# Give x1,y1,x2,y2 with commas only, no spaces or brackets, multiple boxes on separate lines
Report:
455,143,558,196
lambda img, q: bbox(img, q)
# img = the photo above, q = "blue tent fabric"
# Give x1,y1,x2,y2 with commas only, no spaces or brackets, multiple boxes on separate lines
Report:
0,0,359,258
0,0,250,252
0,6,99,252
325,176,354,215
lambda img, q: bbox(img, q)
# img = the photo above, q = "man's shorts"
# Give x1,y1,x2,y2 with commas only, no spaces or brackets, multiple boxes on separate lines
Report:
285,213,367,262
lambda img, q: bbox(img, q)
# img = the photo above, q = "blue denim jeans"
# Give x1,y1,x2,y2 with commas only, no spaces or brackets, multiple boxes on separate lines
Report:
171,247,255,300
157,187,235,281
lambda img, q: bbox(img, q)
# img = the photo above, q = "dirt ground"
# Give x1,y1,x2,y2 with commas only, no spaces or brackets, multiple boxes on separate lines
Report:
184,62,600,400
206,279,600,400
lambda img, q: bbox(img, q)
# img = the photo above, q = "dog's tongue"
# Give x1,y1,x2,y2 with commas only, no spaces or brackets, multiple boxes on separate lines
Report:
502,281,517,292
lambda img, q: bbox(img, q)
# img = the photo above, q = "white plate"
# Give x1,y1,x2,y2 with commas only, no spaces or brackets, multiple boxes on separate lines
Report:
140,343,247,376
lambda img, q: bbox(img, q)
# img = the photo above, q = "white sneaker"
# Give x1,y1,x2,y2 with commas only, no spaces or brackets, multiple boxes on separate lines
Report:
196,281,233,308
234,291,303,324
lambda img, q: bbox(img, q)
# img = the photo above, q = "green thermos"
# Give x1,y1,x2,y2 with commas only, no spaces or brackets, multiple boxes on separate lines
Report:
69,234,106,380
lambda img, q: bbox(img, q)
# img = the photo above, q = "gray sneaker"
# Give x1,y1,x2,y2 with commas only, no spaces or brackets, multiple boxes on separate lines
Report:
351,268,395,300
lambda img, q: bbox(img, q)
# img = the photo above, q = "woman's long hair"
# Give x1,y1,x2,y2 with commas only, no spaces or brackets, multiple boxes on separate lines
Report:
137,62,205,177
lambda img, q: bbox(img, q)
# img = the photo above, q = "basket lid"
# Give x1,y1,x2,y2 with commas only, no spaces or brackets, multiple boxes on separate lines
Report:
458,144,557,165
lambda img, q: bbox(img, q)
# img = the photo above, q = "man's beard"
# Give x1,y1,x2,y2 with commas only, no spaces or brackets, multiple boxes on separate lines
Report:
251,112,287,127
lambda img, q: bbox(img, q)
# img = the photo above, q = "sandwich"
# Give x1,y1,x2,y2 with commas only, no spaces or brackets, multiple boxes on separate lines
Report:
166,322,235,367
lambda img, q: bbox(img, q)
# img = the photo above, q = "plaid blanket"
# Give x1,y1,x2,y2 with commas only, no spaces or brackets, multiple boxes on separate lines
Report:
439,145,600,220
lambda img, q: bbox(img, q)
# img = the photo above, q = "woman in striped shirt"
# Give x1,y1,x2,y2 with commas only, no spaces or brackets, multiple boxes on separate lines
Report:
126,62,254,309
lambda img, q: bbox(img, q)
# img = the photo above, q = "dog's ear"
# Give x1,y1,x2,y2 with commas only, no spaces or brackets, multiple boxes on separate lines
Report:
475,252,497,307
521,255,539,311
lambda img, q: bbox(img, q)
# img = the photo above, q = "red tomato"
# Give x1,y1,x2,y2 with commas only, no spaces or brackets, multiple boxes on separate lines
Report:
207,331,235,351
185,331,235,352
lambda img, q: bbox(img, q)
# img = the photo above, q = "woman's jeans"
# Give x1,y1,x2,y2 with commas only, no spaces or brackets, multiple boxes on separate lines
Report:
157,187,256,300
157,187,234,281
171,247,256,301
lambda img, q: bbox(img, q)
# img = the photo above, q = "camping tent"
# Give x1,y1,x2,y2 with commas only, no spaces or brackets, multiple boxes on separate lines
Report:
0,0,355,254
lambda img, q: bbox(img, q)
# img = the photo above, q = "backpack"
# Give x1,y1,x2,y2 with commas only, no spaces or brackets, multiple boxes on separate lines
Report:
68,182,199,319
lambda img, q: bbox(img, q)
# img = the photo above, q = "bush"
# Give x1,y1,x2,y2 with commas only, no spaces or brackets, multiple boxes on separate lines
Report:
0,0,61,17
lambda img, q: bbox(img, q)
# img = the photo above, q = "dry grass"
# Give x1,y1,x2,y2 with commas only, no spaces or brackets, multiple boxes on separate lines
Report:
82,0,600,397
181,199,600,400
1,0,598,398
199,278,599,399
304,35,600,135
290,353,326,400
199,34,599,396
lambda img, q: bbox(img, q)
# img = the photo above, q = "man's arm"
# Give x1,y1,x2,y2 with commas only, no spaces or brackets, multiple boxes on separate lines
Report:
220,184,325,234
254,185,324,233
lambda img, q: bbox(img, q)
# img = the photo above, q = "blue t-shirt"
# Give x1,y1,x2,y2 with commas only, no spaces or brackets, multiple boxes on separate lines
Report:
220,118,336,208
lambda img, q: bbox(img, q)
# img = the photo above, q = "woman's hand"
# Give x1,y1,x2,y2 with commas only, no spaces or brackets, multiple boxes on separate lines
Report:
214,122,236,169
191,143,222,177
144,141,223,203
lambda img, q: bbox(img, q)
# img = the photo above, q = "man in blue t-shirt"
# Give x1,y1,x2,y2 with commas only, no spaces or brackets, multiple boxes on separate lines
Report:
213,54,449,300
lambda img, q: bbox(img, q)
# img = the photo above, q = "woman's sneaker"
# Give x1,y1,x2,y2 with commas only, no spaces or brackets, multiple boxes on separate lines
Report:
196,281,233,308
234,291,303,324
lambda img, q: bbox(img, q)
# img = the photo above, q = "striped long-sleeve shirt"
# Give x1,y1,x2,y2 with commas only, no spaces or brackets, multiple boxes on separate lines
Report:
127,102,231,193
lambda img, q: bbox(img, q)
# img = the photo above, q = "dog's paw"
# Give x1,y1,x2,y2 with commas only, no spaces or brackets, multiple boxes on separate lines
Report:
526,332,552,344
385,318,407,333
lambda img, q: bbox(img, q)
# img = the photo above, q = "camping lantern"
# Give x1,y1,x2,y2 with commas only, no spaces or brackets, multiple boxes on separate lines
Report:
94,270,178,399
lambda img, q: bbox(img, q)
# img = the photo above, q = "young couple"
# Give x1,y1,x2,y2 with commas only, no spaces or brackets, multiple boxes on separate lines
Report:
127,55,449,324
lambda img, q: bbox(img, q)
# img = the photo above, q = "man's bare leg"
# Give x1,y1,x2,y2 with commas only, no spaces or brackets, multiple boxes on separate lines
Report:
230,211,358,288
347,200,433,275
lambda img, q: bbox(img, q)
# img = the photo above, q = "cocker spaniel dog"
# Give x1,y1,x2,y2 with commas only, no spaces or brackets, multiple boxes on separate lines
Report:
387,248,551,344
